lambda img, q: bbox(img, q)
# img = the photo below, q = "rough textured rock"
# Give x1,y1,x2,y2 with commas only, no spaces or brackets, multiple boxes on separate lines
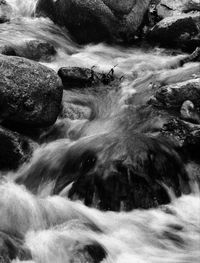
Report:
0,0,12,23
148,13,200,50
0,126,33,171
157,0,200,19
147,78,200,157
0,54,63,127
61,103,91,120
150,78,200,111
58,67,115,88
0,45,16,56
35,0,151,44
0,40,56,62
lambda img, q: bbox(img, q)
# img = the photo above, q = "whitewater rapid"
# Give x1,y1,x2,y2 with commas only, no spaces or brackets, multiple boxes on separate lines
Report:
0,0,200,262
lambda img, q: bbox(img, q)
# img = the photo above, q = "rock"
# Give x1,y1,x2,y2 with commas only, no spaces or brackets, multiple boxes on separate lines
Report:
0,40,56,62
147,78,200,158
0,54,63,128
62,90,91,120
148,13,200,50
157,0,200,19
0,45,16,56
149,78,200,111
58,67,101,88
58,67,115,88
180,100,200,123
61,103,91,120
0,0,12,23
0,126,33,171
35,0,151,44
160,117,200,148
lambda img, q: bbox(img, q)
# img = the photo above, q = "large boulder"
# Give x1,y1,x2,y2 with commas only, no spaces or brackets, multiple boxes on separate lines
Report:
0,126,33,171
0,54,63,128
35,0,151,44
148,13,200,51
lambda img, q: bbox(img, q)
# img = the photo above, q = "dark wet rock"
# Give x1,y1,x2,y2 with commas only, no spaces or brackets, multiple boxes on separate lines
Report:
0,0,12,23
84,242,107,263
148,13,200,51
0,231,32,262
58,67,115,88
0,54,63,128
0,45,16,56
0,126,33,171
35,0,151,44
0,40,56,62
155,116,200,164
58,67,102,88
160,117,200,148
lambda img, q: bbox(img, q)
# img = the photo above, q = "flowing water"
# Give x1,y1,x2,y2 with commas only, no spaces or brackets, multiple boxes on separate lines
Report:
0,1,200,262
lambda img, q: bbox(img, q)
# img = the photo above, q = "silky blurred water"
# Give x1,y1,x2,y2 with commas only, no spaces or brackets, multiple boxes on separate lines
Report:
0,0,200,262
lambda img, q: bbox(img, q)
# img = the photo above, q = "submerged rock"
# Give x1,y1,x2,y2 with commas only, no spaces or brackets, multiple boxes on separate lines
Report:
60,133,190,211
61,103,91,120
35,0,151,44
0,54,63,128
0,126,32,171
0,0,12,23
61,89,91,120
17,125,190,211
0,40,56,62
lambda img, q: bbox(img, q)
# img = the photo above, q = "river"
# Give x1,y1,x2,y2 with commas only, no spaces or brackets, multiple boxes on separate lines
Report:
0,0,200,262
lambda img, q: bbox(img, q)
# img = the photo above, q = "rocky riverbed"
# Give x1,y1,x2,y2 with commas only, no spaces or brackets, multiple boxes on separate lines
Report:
0,1,200,263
